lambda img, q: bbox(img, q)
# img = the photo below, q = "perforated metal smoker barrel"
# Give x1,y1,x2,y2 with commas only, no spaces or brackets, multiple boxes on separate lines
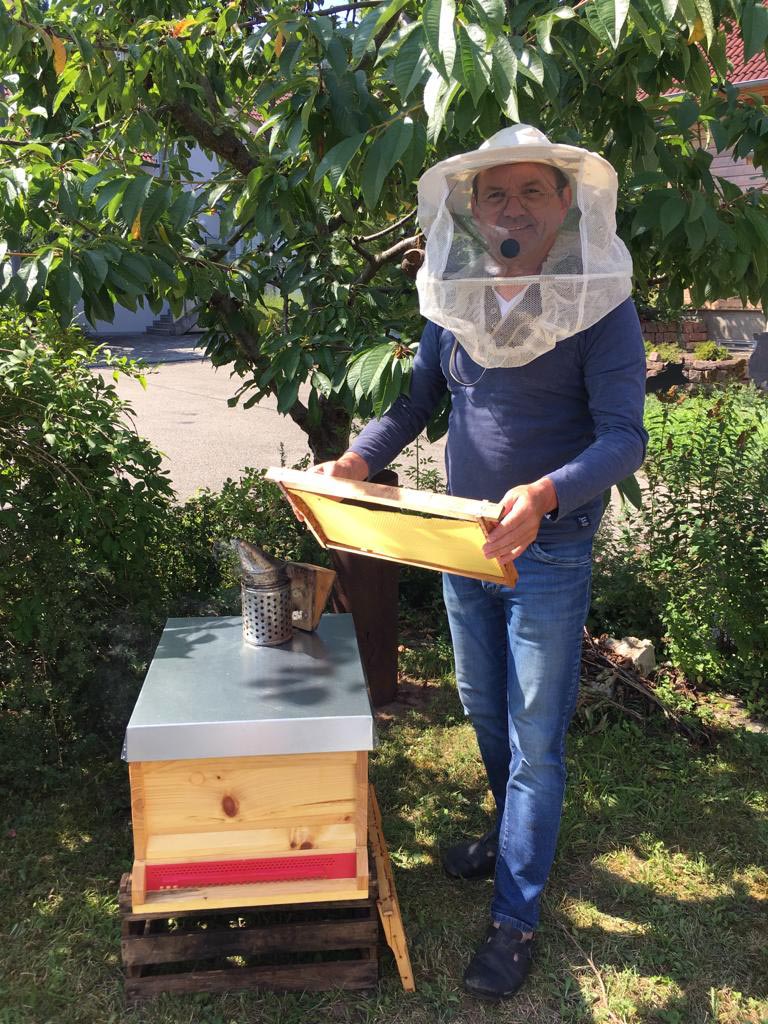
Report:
241,579,293,647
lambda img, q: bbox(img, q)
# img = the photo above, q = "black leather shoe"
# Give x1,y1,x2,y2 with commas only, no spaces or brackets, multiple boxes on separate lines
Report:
463,922,534,1000
441,829,498,879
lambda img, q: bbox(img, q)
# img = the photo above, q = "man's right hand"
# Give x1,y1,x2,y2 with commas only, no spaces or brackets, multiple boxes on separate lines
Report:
312,451,370,481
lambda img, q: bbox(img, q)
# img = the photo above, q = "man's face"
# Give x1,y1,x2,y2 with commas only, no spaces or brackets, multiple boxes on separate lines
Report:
470,162,572,274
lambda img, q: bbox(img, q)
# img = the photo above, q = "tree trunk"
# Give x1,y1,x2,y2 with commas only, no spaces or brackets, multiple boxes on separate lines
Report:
289,394,352,464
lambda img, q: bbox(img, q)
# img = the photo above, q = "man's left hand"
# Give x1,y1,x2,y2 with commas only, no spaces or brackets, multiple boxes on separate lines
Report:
482,478,558,564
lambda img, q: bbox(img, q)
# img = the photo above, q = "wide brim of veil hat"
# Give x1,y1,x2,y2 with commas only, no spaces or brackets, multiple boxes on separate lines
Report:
417,124,619,235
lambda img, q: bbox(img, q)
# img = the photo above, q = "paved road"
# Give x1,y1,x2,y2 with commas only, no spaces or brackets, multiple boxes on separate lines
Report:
93,333,445,501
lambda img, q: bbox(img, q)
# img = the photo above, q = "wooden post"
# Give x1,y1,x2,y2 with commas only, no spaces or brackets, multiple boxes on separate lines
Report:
330,469,400,707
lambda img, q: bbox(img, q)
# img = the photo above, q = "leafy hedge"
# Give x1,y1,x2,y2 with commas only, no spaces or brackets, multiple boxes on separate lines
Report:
0,308,319,780
0,309,175,767
592,385,768,706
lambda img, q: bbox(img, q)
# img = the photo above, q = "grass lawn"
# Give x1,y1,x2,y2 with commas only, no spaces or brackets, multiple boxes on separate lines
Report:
1,642,766,1024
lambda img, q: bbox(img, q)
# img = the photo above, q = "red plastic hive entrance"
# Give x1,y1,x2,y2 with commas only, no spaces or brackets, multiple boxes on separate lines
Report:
145,852,357,891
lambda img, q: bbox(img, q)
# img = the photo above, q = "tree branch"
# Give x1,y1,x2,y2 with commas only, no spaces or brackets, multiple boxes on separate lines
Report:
353,233,421,286
208,292,260,363
209,290,311,426
163,100,258,177
356,208,416,243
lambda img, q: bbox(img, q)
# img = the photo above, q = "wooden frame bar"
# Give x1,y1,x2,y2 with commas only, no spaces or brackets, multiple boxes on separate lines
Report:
266,468,517,588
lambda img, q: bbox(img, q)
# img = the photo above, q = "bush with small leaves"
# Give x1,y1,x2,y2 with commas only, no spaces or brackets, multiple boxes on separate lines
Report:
644,340,684,363
693,340,731,361
592,386,768,701
0,306,175,770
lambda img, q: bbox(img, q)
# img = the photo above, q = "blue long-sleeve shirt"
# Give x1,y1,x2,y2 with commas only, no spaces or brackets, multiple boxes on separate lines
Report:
349,298,648,543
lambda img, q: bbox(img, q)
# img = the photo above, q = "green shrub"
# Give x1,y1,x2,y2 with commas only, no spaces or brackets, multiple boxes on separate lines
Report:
589,517,662,643
158,463,326,613
0,307,175,770
643,387,768,692
592,386,768,701
643,339,684,362
693,340,731,361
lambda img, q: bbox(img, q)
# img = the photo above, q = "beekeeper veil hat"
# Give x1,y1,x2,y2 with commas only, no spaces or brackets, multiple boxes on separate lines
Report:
416,124,633,368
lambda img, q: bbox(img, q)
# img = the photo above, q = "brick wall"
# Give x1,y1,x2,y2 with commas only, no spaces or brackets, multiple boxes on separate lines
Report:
640,316,708,350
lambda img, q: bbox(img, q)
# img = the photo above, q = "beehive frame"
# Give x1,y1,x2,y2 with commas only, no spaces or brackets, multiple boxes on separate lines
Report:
266,468,518,588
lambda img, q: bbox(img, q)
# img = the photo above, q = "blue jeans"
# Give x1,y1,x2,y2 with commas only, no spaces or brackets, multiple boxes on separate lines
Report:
442,538,593,932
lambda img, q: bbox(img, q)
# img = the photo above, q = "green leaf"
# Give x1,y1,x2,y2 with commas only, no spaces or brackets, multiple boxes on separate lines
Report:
355,343,393,396
167,190,198,232
536,14,556,55
58,179,79,219
470,0,505,30
744,205,768,247
377,357,403,415
400,121,427,182
277,376,300,414
693,0,714,45
708,26,728,79
423,69,460,142
140,184,172,235
629,6,662,55
677,0,698,30
94,177,128,215
242,26,268,68
392,30,430,100
423,0,456,79
672,97,699,132
742,0,768,61
685,217,706,252
688,191,706,221
352,8,381,65
660,194,687,235
456,24,490,105
512,39,544,86
49,253,83,311
616,472,642,509
80,166,113,199
17,258,40,300
492,36,520,120
688,47,712,96
590,0,630,47
660,0,678,19
361,121,414,209
82,250,109,289
311,370,332,397
118,176,153,232
314,132,366,189
120,253,153,288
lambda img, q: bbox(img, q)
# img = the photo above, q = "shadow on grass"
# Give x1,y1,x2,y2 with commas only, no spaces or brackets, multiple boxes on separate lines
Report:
1,668,766,1023
369,675,768,1023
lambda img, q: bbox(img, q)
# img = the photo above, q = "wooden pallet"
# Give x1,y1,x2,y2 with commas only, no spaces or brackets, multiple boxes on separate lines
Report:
119,873,380,1003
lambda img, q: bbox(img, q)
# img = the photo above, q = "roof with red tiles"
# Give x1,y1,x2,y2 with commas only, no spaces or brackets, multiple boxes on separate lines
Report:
726,29,768,85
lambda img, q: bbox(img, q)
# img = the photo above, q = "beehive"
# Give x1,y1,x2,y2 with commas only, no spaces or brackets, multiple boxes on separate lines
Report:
123,614,374,914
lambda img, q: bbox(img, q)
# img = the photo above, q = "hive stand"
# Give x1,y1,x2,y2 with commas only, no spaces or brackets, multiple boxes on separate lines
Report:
119,871,380,1003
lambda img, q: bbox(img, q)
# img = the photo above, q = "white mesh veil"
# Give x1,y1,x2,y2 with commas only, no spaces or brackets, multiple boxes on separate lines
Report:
415,125,633,368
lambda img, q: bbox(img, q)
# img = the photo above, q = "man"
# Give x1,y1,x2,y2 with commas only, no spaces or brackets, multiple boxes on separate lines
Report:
316,125,647,999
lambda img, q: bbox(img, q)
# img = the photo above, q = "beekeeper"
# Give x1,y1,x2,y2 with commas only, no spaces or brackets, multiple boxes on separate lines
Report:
317,125,648,1001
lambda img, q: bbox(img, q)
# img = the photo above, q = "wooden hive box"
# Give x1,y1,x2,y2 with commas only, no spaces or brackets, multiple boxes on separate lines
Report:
123,614,374,915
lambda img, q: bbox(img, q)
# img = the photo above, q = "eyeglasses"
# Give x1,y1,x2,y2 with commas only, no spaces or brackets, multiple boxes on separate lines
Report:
476,186,565,212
